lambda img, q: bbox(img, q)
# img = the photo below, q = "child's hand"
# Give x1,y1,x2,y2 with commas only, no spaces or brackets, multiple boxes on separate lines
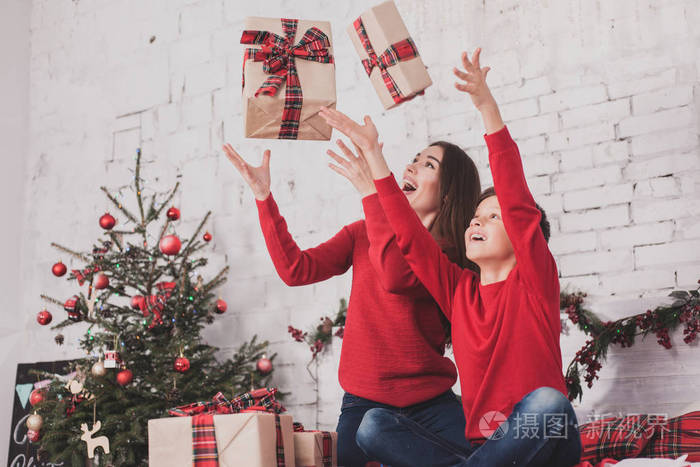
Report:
453,48,496,110
319,107,381,155
326,139,378,198
222,144,271,201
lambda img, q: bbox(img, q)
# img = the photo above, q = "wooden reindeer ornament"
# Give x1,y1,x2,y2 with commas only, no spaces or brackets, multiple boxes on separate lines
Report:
80,420,110,458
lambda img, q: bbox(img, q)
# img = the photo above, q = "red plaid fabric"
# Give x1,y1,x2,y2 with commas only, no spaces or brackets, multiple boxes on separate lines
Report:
318,431,332,467
71,266,100,285
578,414,655,463
137,281,176,328
641,411,700,461
192,414,219,467
241,19,333,140
275,414,286,467
168,388,285,417
352,17,423,105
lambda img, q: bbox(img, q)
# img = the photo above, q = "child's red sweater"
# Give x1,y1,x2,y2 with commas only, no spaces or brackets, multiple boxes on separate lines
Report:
374,126,566,441
256,193,457,407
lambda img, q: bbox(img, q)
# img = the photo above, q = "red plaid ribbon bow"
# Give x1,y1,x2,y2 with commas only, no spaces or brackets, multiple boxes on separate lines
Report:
241,19,334,139
168,388,285,417
71,266,101,286
352,17,423,104
137,281,176,328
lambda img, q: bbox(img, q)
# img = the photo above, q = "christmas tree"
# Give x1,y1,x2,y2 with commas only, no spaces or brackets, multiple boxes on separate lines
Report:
32,149,276,466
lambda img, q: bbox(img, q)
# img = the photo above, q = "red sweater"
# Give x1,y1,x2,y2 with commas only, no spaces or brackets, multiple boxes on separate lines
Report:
256,193,457,407
374,126,566,441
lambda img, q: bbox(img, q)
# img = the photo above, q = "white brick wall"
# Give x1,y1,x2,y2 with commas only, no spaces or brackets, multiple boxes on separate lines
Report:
6,0,700,461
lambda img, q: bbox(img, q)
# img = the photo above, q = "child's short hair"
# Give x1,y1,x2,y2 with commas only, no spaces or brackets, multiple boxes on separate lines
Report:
477,187,551,243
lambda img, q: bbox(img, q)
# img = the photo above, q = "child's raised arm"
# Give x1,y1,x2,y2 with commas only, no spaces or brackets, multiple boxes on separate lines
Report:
455,49,558,300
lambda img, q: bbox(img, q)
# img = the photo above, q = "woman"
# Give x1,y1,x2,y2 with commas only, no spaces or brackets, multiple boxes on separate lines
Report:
223,134,480,466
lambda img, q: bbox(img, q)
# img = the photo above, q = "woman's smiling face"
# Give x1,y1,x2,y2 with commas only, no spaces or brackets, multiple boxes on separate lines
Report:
400,145,444,218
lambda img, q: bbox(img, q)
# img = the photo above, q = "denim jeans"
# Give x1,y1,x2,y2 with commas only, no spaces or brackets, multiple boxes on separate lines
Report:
336,390,469,467
356,386,582,467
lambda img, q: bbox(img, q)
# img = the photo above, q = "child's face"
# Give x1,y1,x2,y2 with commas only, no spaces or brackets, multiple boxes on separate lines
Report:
465,195,514,264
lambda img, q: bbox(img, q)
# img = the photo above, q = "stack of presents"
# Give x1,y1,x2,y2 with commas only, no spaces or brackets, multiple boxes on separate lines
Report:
148,388,334,467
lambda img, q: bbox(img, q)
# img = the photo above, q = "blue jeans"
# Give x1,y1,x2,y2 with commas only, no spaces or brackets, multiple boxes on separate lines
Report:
336,390,469,467
356,386,582,467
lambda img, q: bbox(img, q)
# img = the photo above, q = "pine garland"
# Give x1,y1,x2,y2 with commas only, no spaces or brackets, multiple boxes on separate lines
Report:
562,280,700,402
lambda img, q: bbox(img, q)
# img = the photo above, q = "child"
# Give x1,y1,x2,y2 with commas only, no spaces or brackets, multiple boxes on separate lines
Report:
222,131,481,465
319,48,582,466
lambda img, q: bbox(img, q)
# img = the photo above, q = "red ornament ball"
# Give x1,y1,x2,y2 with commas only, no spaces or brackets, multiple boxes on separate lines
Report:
174,356,190,373
99,213,116,230
51,261,67,277
203,231,212,242
116,369,133,386
37,310,52,326
167,207,181,221
93,273,109,290
29,389,45,406
215,299,227,314
130,295,145,310
26,429,40,443
256,357,273,375
159,235,181,256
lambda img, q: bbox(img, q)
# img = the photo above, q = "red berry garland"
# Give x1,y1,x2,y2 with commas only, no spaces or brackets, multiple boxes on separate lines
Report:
564,282,700,402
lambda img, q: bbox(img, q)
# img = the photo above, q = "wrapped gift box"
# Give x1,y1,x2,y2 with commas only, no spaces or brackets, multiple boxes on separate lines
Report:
241,17,336,140
294,431,338,467
148,412,295,467
347,0,432,109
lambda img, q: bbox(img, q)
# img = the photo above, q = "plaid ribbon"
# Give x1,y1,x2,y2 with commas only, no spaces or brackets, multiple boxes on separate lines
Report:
71,266,101,286
352,17,423,104
241,19,334,139
275,414,286,467
137,281,176,328
168,388,285,417
192,414,219,467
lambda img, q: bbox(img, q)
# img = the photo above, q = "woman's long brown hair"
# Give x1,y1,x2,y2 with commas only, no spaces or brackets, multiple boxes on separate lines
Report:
427,141,481,271
425,141,481,345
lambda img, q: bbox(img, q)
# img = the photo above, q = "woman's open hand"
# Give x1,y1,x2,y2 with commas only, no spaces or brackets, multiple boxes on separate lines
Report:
222,144,271,201
327,140,379,197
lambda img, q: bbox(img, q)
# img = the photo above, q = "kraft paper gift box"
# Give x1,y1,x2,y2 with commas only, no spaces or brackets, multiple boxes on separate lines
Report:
293,431,338,467
347,0,432,109
241,17,336,140
148,412,295,467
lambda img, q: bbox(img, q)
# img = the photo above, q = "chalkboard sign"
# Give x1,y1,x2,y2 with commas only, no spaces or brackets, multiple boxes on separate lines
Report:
8,360,77,467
